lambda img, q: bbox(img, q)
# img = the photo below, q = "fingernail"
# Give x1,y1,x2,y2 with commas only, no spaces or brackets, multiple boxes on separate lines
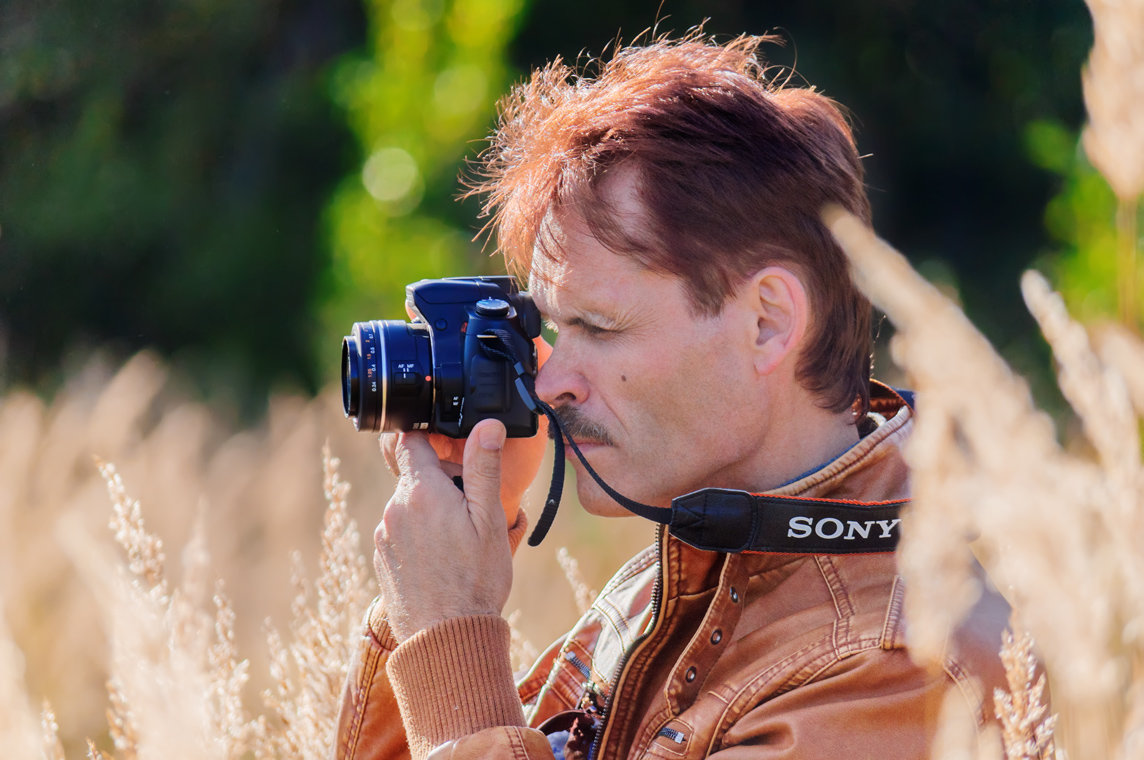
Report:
479,424,505,451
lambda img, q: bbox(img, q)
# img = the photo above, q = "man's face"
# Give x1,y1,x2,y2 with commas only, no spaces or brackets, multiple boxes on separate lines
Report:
529,176,774,516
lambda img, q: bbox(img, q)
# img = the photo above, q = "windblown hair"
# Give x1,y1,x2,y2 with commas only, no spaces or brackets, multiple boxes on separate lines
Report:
469,32,874,414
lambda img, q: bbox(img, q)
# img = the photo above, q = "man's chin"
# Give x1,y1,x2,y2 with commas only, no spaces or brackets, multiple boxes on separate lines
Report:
579,495,636,518
571,466,650,518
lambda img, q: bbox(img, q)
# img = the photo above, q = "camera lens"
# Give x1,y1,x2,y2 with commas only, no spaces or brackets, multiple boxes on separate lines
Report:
341,320,433,432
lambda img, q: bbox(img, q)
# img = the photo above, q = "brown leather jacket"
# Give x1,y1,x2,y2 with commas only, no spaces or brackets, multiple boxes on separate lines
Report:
336,391,1010,759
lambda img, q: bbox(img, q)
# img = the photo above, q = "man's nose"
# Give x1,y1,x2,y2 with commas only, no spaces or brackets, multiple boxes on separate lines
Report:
533,345,589,407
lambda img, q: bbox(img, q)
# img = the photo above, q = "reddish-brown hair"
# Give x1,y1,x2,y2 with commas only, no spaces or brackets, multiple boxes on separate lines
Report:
468,32,873,415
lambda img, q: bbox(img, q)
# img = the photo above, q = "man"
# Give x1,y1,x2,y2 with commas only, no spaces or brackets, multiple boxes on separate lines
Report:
336,32,1010,759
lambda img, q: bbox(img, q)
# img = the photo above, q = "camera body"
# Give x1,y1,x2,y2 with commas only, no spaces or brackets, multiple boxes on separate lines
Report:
341,276,541,438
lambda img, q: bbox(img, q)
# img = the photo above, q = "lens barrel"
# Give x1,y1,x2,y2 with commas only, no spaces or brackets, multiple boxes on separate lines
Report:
341,320,432,433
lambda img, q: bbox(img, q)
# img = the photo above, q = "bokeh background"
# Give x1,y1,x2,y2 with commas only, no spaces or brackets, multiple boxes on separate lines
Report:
1,0,1105,410
0,0,1124,754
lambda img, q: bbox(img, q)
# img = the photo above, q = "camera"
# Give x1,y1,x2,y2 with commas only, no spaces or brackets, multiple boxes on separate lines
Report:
341,276,541,438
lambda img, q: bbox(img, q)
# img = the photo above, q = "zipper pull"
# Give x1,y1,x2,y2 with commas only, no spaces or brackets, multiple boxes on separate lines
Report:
578,681,604,715
561,683,603,760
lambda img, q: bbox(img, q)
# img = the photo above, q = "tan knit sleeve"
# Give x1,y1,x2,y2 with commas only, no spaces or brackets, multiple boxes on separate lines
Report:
386,615,528,759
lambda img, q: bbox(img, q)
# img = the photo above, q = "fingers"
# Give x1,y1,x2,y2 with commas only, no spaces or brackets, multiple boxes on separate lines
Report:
461,419,507,532
429,433,464,464
373,419,514,641
382,432,464,481
393,431,449,481
379,433,399,477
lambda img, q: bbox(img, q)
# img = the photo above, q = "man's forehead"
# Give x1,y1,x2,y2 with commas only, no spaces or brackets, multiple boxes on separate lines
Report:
527,248,573,314
526,206,582,301
528,246,566,289
529,166,649,265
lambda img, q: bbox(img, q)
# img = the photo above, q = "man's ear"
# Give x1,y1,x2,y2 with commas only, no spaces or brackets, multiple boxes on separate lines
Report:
750,266,810,376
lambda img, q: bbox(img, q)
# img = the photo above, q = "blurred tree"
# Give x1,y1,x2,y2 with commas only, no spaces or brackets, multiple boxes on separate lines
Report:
0,0,364,407
320,0,525,374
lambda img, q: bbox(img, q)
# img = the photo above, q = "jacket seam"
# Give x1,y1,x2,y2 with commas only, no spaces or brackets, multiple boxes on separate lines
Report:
881,575,905,649
508,726,532,760
551,639,601,703
943,656,988,726
596,594,638,644
709,645,841,752
710,636,889,753
518,639,565,708
600,545,658,594
814,555,855,620
341,632,384,758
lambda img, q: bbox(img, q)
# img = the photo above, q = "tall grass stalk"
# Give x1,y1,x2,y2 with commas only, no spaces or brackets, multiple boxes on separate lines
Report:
259,447,370,759
0,351,645,756
1080,0,1144,327
0,602,44,760
827,207,1144,759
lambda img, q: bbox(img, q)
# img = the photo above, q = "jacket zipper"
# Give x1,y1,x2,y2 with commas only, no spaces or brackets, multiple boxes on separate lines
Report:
588,525,667,760
565,650,593,681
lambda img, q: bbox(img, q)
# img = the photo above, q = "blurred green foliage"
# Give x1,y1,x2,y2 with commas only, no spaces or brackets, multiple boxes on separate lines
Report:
0,0,1102,412
0,0,364,407
1026,118,1141,327
321,0,524,369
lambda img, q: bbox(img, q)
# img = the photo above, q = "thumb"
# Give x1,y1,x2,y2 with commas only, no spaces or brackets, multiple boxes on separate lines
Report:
462,419,507,531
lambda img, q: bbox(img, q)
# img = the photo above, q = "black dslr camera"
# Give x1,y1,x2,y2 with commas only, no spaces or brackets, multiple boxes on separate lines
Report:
341,276,541,438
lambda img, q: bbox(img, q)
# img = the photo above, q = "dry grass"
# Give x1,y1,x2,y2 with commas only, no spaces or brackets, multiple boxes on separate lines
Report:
828,209,1144,759
12,269,1140,760
0,352,649,758
1081,0,1143,326
824,3,1144,755
2,3,1140,756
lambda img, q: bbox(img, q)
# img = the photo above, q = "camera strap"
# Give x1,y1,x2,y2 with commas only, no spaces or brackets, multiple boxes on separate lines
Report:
480,331,906,555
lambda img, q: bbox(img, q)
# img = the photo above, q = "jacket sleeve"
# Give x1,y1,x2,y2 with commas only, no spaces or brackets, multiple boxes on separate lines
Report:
336,597,411,760
334,599,557,760
334,513,551,760
705,647,990,759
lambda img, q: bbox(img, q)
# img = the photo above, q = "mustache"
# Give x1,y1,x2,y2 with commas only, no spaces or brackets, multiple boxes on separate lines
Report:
547,405,615,447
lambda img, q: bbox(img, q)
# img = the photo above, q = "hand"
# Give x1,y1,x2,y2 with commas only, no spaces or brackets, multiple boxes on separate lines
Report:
380,336,552,528
374,419,514,642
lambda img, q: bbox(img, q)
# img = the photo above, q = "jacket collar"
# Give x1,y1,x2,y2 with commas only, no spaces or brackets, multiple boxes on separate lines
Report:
662,382,914,579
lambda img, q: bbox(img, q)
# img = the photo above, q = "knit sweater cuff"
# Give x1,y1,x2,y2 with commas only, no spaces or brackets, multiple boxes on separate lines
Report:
386,615,526,756
507,507,529,554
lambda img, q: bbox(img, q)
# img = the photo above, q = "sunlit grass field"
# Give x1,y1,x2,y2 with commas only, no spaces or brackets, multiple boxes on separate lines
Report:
0,356,649,757
8,226,1144,758
3,0,1142,756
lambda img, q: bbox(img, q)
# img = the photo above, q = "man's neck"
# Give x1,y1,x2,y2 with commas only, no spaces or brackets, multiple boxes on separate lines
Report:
730,395,862,494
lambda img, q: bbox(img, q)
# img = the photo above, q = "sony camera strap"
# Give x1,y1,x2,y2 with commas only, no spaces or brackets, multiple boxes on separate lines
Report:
479,331,906,554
